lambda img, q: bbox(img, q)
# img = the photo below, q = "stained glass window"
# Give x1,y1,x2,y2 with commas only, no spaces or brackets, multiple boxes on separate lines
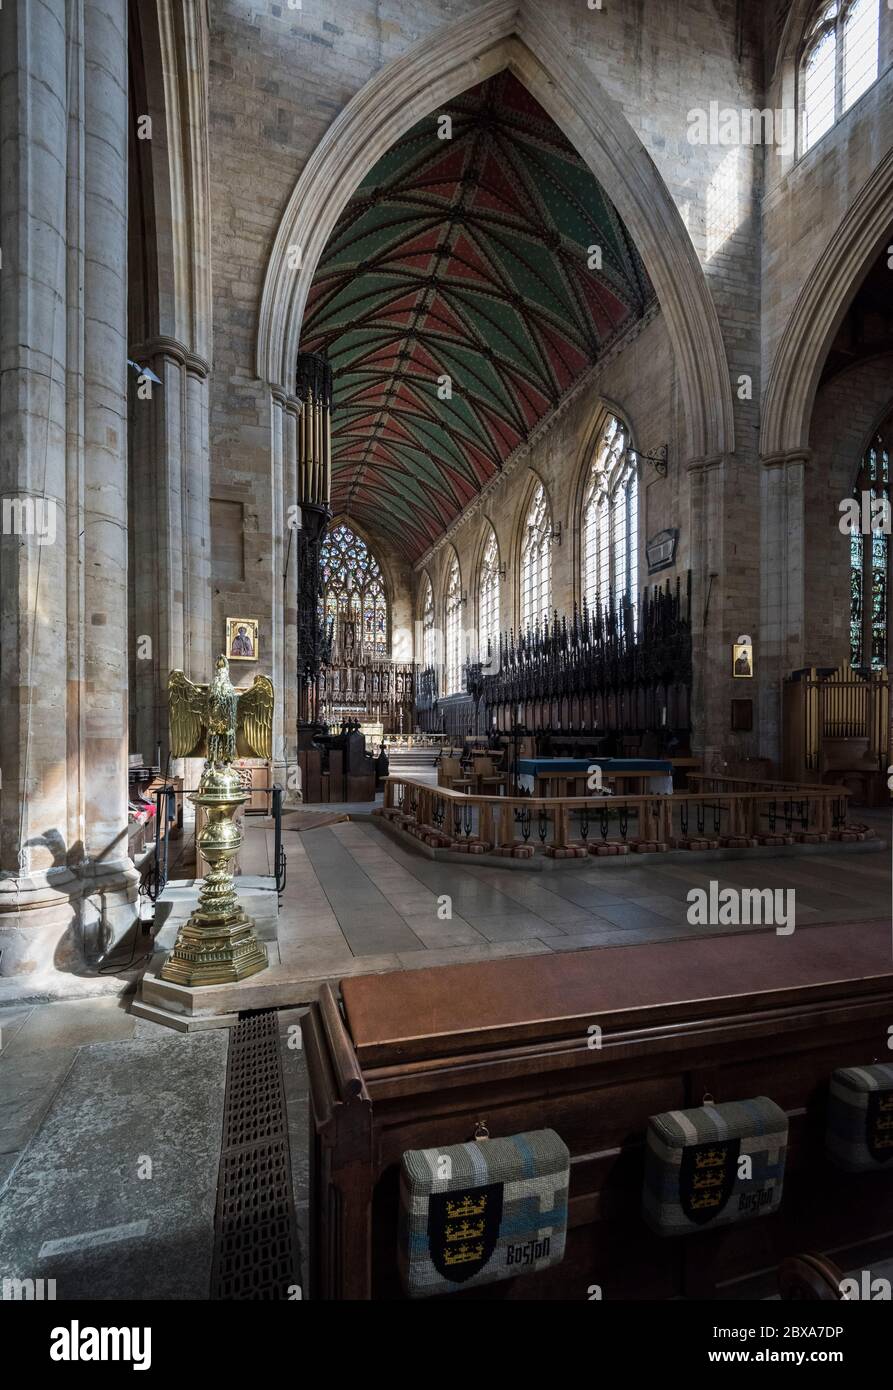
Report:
319,523,389,659
521,481,552,632
444,553,463,694
799,2,881,156
850,433,890,669
478,527,501,670
581,413,638,622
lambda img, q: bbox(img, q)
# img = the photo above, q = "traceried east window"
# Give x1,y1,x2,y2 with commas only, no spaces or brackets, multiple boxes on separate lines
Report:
799,1,882,156
319,523,389,660
421,574,435,669
520,481,552,632
444,554,463,694
581,413,638,622
850,432,890,669
478,527,500,670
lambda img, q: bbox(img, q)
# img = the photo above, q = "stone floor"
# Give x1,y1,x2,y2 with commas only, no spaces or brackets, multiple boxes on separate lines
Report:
261,811,892,980
0,996,310,1299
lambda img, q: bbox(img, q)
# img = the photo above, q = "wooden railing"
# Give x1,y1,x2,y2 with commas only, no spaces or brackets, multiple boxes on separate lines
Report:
687,773,848,796
377,776,856,858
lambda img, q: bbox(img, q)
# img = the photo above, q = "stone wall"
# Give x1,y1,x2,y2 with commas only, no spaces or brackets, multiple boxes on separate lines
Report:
761,3,893,399
206,0,484,763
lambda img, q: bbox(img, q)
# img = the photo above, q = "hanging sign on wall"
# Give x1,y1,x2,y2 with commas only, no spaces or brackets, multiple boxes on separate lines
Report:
646,528,678,574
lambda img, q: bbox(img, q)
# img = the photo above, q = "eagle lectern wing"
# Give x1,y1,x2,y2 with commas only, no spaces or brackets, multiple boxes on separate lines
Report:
236,676,274,759
169,670,208,758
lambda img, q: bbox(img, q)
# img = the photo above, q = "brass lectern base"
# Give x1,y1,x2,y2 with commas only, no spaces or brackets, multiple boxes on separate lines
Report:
160,908,269,987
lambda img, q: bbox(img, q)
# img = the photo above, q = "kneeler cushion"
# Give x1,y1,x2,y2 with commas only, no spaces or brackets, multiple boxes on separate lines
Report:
398,1130,569,1298
643,1096,788,1236
826,1063,893,1172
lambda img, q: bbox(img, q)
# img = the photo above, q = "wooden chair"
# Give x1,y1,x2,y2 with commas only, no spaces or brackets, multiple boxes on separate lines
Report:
438,756,472,792
473,755,507,796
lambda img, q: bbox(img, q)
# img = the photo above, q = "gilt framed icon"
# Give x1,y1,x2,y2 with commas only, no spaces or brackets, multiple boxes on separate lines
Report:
226,617,259,662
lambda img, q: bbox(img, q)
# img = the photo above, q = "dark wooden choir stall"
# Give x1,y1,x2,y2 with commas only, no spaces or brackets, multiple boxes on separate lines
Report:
305,919,893,1300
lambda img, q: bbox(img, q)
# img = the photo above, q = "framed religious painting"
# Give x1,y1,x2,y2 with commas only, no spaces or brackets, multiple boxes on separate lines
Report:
226,617,259,662
732,636,753,679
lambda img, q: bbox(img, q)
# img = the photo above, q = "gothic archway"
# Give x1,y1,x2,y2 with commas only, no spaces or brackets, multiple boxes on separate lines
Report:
761,150,893,458
256,0,733,464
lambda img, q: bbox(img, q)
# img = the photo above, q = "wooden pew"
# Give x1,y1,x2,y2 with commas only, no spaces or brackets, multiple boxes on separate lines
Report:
305,920,893,1300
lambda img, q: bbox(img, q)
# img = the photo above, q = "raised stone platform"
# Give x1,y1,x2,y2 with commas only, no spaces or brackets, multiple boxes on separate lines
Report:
132,878,281,1031
127,817,893,1032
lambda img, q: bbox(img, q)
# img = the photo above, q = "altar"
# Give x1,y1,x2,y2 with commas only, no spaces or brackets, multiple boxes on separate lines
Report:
516,756,674,796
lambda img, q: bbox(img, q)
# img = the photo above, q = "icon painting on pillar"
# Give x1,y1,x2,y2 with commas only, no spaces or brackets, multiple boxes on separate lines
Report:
733,634,753,679
226,617,260,662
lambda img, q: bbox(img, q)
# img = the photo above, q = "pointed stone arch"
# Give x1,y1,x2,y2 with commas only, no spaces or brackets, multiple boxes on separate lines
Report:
256,0,733,463
761,149,893,457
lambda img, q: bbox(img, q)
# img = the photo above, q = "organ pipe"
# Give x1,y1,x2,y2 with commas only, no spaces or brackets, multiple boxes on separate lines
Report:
295,352,333,509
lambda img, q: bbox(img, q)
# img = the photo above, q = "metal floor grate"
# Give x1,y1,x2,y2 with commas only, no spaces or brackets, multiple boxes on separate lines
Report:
210,1010,302,1299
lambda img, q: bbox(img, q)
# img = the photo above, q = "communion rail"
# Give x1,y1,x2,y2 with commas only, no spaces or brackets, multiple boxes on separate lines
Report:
378,776,855,858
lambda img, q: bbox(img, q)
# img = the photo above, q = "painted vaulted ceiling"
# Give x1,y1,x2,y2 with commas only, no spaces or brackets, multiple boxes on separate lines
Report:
300,71,656,561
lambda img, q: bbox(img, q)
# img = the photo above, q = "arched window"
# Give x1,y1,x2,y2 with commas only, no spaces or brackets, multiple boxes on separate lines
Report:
421,575,435,669
581,413,638,618
444,554,463,694
850,430,890,669
319,523,389,660
799,1,882,156
520,481,552,631
478,527,501,669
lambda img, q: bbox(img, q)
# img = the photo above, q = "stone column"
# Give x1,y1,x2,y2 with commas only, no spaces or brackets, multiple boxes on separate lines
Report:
759,450,809,764
686,454,726,768
270,389,287,791
285,399,300,707
129,338,211,768
184,358,211,680
78,0,139,957
0,0,80,976
278,391,302,803
270,389,304,803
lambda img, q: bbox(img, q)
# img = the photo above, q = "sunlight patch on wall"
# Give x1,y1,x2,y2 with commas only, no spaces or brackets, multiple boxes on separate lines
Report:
705,147,742,264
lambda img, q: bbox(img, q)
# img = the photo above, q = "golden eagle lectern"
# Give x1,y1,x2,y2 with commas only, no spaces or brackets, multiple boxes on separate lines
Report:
160,656,273,986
